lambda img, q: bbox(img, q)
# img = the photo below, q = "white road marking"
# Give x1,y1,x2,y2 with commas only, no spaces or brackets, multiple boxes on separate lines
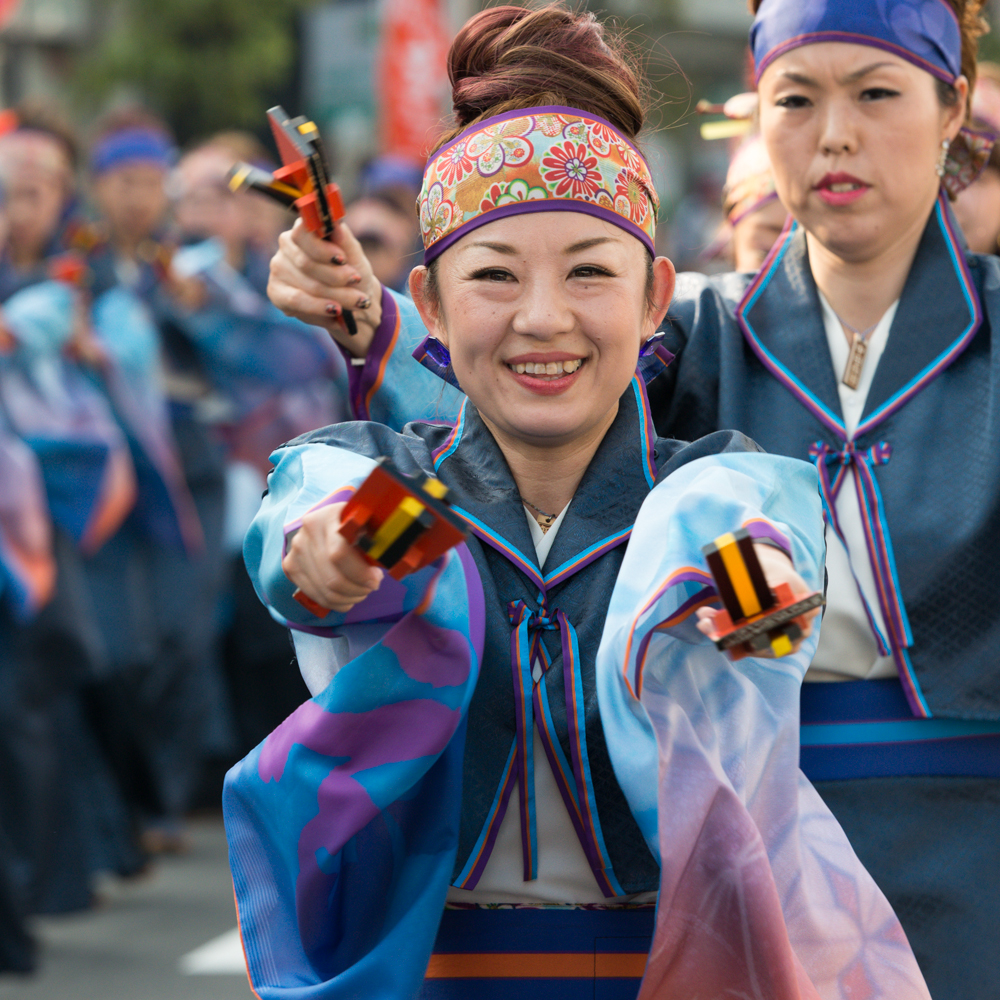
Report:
180,927,246,975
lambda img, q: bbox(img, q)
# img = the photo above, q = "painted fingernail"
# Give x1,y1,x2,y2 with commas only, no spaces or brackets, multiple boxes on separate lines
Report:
325,302,341,316
331,254,346,265
347,274,362,285
356,296,371,310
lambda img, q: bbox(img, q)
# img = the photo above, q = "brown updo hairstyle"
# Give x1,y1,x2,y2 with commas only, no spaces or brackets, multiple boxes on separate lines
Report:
440,3,646,148
748,0,988,111
425,3,655,309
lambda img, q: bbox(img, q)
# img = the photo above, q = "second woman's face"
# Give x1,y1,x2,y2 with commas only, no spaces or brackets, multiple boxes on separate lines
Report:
411,211,674,450
758,43,966,262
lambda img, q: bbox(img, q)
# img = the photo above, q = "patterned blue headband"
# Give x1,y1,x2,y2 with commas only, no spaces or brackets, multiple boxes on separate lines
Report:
750,0,962,85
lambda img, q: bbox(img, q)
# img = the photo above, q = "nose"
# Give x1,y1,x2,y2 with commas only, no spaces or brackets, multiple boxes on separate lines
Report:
511,274,575,340
818,96,859,158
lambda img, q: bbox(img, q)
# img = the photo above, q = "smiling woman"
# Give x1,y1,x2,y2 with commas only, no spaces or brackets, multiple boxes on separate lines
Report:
222,4,941,999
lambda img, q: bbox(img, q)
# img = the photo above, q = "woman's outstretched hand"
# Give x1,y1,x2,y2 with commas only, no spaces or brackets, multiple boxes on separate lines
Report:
282,502,384,614
268,218,383,357
695,543,820,658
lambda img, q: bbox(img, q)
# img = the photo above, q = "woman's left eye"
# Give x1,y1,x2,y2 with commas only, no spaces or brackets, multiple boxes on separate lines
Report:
571,266,612,279
859,87,899,101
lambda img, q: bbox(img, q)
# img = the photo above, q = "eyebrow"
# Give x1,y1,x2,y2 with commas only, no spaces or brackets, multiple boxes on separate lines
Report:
462,241,518,254
842,61,897,83
777,61,898,87
461,236,618,255
564,236,616,253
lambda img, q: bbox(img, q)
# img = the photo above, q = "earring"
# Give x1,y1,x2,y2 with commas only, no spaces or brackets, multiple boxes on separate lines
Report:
414,335,462,390
936,138,950,178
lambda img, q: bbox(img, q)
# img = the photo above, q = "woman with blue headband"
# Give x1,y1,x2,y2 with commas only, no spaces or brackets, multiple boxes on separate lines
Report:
269,0,1000,992
227,6,939,999
665,4,1000,995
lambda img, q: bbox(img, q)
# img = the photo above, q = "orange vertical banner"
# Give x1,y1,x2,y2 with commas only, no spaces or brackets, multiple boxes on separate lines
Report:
377,0,452,163
0,0,18,28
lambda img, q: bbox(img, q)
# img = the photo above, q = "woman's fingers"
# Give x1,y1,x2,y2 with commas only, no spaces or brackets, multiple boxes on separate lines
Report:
281,503,385,613
288,218,349,264
279,229,363,290
695,606,721,638
269,220,381,353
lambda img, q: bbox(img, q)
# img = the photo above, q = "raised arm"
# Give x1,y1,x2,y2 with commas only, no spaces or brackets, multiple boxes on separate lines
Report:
267,219,463,429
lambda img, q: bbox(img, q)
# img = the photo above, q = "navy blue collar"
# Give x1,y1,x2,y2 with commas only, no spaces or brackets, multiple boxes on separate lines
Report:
432,377,658,589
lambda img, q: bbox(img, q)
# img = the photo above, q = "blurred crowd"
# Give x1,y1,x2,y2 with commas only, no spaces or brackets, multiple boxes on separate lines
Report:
0,98,422,974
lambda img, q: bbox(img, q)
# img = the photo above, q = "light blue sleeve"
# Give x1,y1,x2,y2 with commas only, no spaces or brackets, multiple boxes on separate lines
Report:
91,286,161,384
343,287,463,429
244,442,444,633
596,453,929,997
597,451,824,854
2,281,75,357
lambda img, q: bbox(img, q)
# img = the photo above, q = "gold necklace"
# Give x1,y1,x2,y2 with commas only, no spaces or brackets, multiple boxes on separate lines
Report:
523,498,558,534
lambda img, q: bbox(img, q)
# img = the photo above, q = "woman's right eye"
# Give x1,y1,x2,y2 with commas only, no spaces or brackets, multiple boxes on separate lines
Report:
470,268,514,282
775,95,812,109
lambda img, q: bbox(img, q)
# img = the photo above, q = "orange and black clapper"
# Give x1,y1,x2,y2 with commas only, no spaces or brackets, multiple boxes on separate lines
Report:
226,104,358,336
702,527,824,660
293,459,468,618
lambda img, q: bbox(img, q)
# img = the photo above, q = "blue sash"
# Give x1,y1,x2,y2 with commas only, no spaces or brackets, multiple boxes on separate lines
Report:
420,906,653,1000
800,678,1000,780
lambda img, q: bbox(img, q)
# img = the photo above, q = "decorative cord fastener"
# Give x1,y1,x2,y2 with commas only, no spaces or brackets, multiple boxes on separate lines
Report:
808,440,928,717
506,598,624,897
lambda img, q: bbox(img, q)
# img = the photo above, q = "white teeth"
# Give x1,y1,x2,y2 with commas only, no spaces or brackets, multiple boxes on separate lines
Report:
829,183,860,192
509,359,584,376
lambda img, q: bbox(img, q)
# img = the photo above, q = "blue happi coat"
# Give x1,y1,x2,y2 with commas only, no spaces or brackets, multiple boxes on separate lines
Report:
224,368,935,999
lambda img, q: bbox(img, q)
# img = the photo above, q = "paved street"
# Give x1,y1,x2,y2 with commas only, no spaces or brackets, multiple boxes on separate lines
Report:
0,817,251,1000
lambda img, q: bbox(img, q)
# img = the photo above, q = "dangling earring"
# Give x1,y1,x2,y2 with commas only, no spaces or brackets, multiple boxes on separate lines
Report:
414,335,462,389
936,138,951,178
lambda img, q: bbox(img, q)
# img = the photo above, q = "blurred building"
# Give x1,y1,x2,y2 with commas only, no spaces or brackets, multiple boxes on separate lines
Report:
0,0,90,105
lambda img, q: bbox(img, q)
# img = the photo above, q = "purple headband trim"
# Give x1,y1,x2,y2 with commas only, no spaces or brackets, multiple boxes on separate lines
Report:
425,104,647,175
424,199,655,264
91,128,176,176
751,0,962,85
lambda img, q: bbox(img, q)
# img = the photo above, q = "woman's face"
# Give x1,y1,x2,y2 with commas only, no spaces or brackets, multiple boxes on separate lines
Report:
758,43,966,263
953,166,1000,254
410,211,674,450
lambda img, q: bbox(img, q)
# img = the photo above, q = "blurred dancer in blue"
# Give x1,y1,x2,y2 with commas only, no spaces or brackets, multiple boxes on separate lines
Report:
268,0,1000,993
0,104,147,915
81,108,224,855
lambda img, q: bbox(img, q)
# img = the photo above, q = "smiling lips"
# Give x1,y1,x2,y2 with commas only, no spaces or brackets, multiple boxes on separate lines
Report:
508,359,582,376
505,356,586,395
814,172,870,206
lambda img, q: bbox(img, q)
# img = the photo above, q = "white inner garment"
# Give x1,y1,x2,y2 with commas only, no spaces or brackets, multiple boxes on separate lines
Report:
447,503,655,904
807,293,899,682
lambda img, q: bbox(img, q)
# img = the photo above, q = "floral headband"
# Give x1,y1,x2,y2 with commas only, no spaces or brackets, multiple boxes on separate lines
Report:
418,105,658,262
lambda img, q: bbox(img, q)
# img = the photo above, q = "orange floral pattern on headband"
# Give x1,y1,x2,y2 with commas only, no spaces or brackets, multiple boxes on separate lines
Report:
419,109,658,258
